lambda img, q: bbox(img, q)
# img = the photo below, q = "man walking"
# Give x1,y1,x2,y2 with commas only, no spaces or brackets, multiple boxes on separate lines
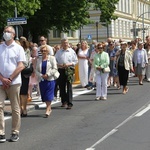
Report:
0,26,26,142
55,38,78,109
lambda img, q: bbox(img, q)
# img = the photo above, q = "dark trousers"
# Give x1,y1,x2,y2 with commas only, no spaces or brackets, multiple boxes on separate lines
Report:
118,66,129,86
58,69,73,106
54,79,59,97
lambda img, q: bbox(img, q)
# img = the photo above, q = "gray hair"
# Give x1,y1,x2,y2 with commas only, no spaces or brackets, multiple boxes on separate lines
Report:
4,26,15,34
61,37,68,43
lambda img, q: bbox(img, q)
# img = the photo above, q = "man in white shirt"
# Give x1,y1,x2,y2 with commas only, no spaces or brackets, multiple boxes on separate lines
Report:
55,38,78,109
0,26,26,142
37,36,54,57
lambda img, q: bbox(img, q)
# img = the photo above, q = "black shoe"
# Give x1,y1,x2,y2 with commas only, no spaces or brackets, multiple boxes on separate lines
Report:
139,82,143,85
84,85,89,88
66,106,72,110
0,135,6,143
21,113,27,117
61,103,67,107
9,134,19,142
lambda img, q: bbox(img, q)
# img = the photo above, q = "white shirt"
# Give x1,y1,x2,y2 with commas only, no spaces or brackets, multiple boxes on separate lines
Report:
0,41,26,85
55,48,78,67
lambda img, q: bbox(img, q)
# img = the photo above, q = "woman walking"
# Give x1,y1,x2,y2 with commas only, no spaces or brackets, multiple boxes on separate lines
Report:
36,45,58,117
93,43,110,100
116,42,134,94
133,42,148,85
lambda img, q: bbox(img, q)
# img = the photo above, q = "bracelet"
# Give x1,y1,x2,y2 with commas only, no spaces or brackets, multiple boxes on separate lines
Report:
8,78,12,82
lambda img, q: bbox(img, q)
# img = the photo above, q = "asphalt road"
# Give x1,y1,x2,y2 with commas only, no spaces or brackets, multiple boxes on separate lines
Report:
1,77,150,150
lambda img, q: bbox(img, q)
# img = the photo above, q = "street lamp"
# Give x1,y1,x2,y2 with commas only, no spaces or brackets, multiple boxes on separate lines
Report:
96,22,98,42
142,0,150,42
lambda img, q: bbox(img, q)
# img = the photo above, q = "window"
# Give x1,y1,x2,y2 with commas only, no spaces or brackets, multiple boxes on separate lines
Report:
53,30,61,38
66,30,74,37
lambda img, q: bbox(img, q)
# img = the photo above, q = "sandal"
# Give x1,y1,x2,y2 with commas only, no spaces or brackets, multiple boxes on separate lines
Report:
117,86,121,90
126,87,129,93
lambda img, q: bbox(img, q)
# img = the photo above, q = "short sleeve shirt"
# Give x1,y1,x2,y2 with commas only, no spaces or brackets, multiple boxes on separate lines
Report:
0,41,26,85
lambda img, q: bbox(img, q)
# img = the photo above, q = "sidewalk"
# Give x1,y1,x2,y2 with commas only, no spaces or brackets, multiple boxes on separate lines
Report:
4,84,81,114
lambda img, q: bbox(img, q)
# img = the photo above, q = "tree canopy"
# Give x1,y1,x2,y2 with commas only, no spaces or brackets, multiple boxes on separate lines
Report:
0,0,119,41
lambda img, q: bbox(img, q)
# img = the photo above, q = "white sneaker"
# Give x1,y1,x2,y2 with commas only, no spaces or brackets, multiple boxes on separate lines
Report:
95,97,100,100
101,97,107,100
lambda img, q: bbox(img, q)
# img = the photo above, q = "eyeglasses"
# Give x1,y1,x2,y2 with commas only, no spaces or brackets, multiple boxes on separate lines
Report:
3,31,13,34
40,40,45,42
41,49,47,52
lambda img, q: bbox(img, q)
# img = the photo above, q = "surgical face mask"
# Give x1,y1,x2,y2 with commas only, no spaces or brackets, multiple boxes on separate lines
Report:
116,46,120,50
3,32,12,41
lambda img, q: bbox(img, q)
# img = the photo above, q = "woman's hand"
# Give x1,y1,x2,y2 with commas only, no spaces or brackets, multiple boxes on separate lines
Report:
42,74,48,80
96,66,102,71
130,68,134,73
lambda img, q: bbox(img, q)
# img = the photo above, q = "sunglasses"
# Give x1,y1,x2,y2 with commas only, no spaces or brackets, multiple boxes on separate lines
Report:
41,49,47,52
97,47,103,49
40,40,45,42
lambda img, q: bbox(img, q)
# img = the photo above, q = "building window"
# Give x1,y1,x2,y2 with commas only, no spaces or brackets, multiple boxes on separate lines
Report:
66,30,74,37
53,30,61,38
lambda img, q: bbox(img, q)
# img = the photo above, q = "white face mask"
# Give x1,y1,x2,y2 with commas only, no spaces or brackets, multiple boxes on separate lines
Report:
3,32,12,41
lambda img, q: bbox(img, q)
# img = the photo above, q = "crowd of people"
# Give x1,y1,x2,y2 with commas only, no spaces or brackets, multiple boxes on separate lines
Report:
0,25,150,143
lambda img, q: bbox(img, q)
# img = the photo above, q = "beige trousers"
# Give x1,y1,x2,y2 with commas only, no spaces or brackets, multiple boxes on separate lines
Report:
0,84,21,135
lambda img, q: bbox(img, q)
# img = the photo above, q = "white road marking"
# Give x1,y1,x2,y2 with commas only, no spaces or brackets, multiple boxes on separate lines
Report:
85,148,95,150
4,116,11,120
4,88,93,119
86,101,150,150
86,129,118,150
135,104,150,117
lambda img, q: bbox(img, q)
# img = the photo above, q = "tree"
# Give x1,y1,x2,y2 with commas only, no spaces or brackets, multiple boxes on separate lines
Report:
92,0,119,24
23,0,92,42
25,0,119,42
0,0,40,36
0,0,119,42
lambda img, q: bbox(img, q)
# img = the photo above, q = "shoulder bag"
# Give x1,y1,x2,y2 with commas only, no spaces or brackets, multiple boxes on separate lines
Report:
102,66,110,73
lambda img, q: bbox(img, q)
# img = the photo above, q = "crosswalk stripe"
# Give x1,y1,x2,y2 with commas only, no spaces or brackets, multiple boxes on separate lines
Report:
4,88,93,120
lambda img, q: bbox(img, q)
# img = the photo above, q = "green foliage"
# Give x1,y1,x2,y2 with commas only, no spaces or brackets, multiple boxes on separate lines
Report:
92,0,119,23
0,0,119,41
26,0,92,34
0,0,40,31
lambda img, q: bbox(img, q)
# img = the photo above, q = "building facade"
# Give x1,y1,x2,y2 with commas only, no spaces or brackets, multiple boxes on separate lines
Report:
48,0,150,45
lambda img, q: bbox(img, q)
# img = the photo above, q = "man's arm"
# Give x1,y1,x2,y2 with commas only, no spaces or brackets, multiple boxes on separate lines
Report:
9,61,25,80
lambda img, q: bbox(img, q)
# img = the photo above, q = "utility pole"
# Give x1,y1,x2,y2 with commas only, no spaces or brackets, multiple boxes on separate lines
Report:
96,22,98,42
142,2,145,42
14,0,19,40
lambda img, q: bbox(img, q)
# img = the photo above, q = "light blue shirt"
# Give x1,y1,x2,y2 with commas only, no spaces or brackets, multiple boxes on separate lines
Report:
55,48,78,67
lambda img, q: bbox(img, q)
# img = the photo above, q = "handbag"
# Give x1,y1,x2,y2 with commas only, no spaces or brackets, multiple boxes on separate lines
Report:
53,70,60,80
102,66,110,73
22,62,34,75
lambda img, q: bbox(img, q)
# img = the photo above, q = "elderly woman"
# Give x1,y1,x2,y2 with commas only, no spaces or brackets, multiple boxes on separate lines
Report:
116,42,134,94
133,42,148,85
77,40,89,88
36,45,58,118
93,43,110,100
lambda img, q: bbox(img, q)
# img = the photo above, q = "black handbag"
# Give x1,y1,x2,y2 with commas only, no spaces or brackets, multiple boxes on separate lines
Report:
22,62,34,75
